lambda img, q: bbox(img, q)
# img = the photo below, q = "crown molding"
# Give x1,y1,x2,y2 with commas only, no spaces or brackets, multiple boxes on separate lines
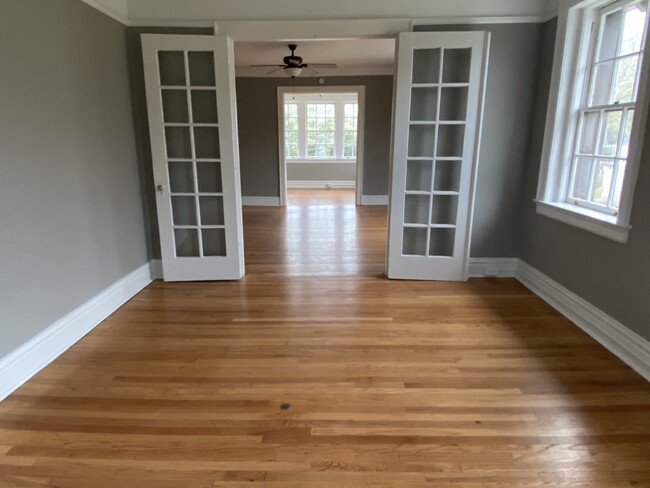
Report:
79,0,129,25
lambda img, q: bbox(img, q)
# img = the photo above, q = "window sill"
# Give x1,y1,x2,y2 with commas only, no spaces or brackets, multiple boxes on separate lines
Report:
534,200,630,243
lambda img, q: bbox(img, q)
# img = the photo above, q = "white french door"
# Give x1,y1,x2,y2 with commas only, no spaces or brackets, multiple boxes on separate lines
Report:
142,35,244,281
387,32,490,281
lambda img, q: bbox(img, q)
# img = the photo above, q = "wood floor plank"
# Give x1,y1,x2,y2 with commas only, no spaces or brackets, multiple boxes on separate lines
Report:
1,190,649,487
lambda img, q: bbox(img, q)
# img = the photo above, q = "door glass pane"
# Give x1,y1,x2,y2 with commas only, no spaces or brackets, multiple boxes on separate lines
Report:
165,127,191,158
589,61,614,106
202,228,226,256
174,228,200,257
191,90,218,123
598,110,622,157
590,159,614,205
598,9,623,61
172,196,197,225
406,160,432,191
412,49,441,84
433,160,461,192
429,228,455,257
439,87,468,121
436,125,465,158
162,90,189,123
168,161,194,193
199,196,225,225
404,195,430,224
194,127,220,159
620,4,647,56
197,162,222,193
442,49,471,83
408,125,435,158
188,52,216,86
403,227,427,256
571,157,593,200
579,111,599,154
612,54,638,103
410,87,438,121
430,195,458,225
158,51,186,86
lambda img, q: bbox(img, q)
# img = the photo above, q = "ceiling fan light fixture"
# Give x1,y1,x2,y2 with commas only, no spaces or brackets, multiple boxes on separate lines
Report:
284,67,303,78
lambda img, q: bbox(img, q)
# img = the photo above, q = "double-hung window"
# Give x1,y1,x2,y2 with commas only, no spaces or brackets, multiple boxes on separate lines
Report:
283,93,359,161
537,0,650,243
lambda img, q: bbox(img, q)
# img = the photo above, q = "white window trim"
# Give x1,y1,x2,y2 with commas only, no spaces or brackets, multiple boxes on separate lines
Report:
284,93,359,161
536,0,650,243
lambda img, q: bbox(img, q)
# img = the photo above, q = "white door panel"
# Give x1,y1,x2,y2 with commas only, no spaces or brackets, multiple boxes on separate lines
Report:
142,35,244,281
387,32,490,281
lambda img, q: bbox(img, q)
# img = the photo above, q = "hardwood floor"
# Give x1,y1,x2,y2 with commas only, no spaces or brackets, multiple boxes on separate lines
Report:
1,189,649,487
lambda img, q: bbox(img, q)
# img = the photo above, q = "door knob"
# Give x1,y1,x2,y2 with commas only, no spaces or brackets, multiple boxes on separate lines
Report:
156,184,165,195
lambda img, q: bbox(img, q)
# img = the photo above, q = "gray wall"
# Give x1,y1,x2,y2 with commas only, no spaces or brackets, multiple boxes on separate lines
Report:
0,0,148,359
236,76,394,197
287,162,356,183
519,19,650,341
415,24,544,257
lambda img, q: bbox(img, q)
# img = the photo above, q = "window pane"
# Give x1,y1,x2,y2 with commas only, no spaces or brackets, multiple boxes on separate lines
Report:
612,54,639,103
598,110,622,157
620,3,648,56
590,61,614,106
598,9,623,61
621,109,635,158
613,160,627,208
590,159,614,205
579,111,599,154
571,157,593,200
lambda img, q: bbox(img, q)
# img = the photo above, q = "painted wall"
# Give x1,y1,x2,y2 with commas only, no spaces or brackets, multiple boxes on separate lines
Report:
236,76,393,197
519,19,650,341
0,0,148,359
287,162,357,184
415,23,544,257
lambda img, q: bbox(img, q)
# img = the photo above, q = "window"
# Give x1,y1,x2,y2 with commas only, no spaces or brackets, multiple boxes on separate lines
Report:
537,0,650,242
306,103,336,158
283,94,359,160
343,103,359,158
284,103,299,158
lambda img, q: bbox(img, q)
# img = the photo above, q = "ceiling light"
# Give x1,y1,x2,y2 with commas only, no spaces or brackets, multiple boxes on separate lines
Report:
284,67,303,78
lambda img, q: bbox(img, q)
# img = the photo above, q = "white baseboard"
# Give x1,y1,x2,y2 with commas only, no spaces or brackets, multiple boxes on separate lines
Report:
149,259,163,280
242,196,281,206
468,257,518,278
516,260,650,382
287,180,355,189
0,262,155,402
360,195,389,205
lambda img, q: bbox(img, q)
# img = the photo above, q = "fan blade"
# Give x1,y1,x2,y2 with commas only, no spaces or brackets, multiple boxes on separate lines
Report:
304,63,337,68
249,64,285,68
303,67,319,75
266,67,285,75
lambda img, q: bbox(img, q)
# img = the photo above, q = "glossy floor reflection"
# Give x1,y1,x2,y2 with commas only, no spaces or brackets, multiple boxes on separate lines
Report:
243,189,387,277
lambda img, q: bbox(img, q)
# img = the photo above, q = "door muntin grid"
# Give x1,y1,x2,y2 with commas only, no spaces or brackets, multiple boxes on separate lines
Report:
158,50,226,258
402,47,471,257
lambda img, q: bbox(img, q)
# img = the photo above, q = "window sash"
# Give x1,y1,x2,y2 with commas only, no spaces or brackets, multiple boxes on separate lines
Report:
565,0,649,215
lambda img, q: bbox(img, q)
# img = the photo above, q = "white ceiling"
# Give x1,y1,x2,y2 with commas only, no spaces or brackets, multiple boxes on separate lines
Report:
234,39,396,77
81,0,559,26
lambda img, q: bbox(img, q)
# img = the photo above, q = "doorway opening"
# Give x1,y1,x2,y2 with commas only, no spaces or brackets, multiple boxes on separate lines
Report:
277,86,366,206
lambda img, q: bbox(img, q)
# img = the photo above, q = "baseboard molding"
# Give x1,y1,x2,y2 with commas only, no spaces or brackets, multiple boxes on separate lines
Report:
360,195,389,205
242,196,281,206
287,181,355,189
0,262,154,402
149,259,163,280
468,257,518,278
516,260,650,382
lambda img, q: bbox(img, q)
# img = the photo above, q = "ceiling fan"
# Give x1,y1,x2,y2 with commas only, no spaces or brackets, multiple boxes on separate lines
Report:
250,44,337,78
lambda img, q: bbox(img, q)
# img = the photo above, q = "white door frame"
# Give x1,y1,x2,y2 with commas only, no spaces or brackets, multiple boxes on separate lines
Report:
276,85,367,206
